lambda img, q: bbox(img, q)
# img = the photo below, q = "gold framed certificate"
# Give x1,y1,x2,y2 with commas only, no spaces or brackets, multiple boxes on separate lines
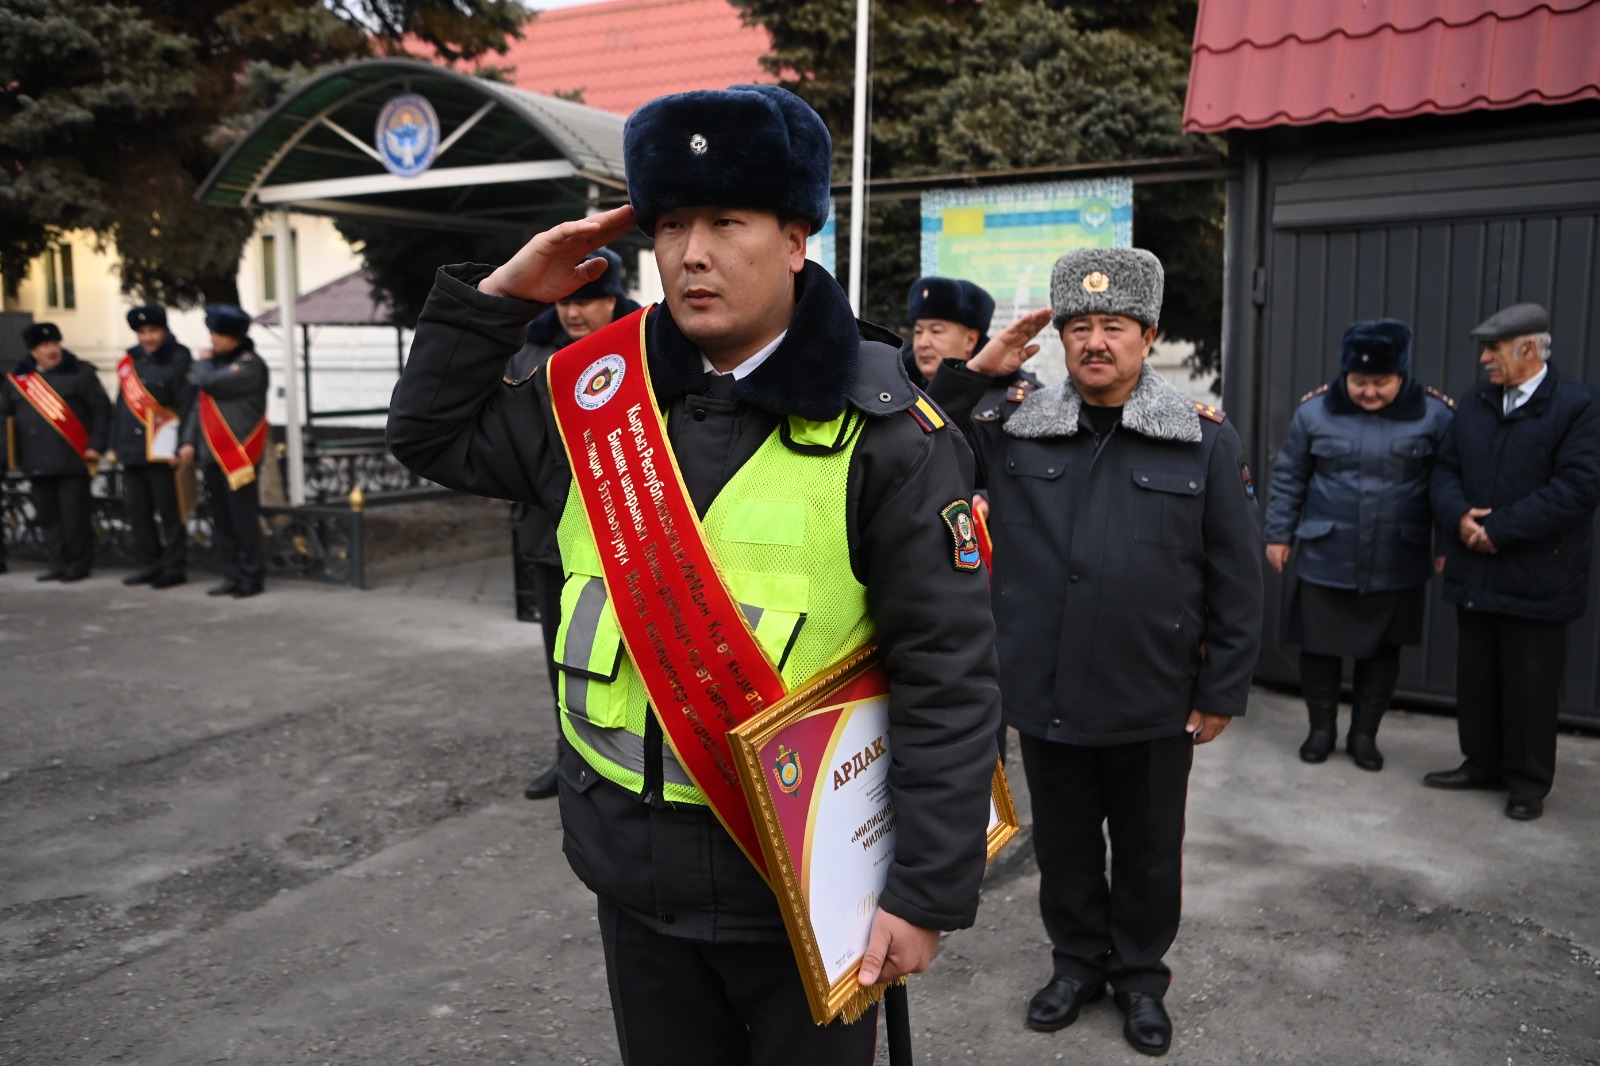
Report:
729,645,1019,1025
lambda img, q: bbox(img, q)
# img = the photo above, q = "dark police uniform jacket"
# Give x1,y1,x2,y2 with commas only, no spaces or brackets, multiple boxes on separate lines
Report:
1,349,112,477
178,339,269,471
1431,363,1600,622
388,261,1001,941
931,360,1263,745
110,335,194,466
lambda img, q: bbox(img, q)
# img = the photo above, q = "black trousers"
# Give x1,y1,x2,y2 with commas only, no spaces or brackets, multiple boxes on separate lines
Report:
202,466,264,589
122,463,187,577
1454,608,1566,801
31,474,94,578
597,897,876,1066
1019,731,1194,997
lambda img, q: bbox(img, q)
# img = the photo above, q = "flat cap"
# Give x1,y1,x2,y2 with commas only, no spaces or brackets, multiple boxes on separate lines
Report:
1471,302,1549,344
1340,318,1412,376
204,304,252,338
1050,247,1163,330
22,322,62,348
624,84,832,235
907,276,996,335
127,304,168,330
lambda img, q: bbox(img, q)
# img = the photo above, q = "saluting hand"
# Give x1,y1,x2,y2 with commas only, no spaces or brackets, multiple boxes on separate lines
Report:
965,307,1054,378
479,204,639,303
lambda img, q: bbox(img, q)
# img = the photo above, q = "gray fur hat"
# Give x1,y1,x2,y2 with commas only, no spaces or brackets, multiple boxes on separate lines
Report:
1049,247,1164,330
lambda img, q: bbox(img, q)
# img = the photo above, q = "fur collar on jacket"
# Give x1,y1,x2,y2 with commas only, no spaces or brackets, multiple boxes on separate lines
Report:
1006,363,1201,443
647,260,860,422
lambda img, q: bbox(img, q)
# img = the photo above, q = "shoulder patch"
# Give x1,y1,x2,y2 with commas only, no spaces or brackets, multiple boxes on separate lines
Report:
940,500,983,572
1006,379,1035,404
1299,383,1330,404
1194,400,1226,423
906,387,947,434
1425,385,1456,410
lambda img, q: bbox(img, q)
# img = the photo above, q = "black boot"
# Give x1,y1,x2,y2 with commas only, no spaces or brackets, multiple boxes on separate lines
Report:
1347,647,1401,772
1298,651,1341,763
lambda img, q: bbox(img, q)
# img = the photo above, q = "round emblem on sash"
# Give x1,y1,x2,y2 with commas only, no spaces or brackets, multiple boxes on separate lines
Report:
576,353,628,410
375,93,440,178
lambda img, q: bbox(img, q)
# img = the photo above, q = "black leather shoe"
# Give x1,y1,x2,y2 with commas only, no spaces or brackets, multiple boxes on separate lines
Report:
1347,733,1384,772
36,571,64,582
232,585,263,599
207,581,239,597
150,573,187,589
1025,975,1104,1032
1422,764,1499,790
123,569,159,586
1505,796,1543,821
1114,991,1172,1057
523,765,559,800
1299,726,1335,763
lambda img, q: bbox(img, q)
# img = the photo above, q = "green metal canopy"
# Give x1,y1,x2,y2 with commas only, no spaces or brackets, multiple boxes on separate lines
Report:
197,58,627,233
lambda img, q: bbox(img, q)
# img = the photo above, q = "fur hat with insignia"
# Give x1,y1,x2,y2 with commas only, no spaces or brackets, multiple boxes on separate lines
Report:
907,277,996,335
1049,247,1163,330
1339,318,1412,375
204,304,252,339
127,305,168,331
1470,302,1549,344
22,322,62,349
563,247,625,302
624,84,832,235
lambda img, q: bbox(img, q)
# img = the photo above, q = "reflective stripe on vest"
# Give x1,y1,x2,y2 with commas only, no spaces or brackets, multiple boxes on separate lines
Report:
553,408,873,804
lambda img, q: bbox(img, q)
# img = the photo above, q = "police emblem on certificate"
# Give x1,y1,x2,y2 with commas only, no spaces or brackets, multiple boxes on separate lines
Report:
730,645,1019,1025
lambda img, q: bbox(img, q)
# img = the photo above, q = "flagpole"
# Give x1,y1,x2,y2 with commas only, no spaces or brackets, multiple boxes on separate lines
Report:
847,0,869,314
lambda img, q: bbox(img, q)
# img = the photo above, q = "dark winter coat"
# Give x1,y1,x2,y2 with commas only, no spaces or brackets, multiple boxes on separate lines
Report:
1,349,112,477
178,339,269,469
110,335,194,466
931,360,1264,745
387,261,1001,941
1431,363,1600,621
1265,377,1454,592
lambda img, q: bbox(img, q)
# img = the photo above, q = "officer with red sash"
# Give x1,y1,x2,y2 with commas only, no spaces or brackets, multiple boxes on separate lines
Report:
1,322,112,581
389,86,1001,1064
113,305,194,588
178,305,269,598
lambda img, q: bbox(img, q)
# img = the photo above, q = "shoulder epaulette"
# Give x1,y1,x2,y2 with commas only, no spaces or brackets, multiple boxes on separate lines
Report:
1006,379,1035,404
1425,385,1456,410
1194,400,1226,423
906,387,947,434
1299,383,1330,404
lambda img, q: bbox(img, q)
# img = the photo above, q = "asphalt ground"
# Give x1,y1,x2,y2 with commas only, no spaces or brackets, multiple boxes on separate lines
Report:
2,556,1598,1065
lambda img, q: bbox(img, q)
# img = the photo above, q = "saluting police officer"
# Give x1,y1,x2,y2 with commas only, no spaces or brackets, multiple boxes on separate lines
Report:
389,85,1001,1065
178,305,270,599
930,248,1263,1057
1,323,112,582
904,275,996,386
114,305,194,589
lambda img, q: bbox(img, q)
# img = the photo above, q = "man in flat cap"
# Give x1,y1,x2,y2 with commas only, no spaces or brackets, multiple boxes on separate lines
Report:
113,305,194,588
930,247,1263,1056
506,246,644,801
904,276,995,386
388,85,1000,1062
1427,303,1600,820
1,322,112,581
178,305,269,598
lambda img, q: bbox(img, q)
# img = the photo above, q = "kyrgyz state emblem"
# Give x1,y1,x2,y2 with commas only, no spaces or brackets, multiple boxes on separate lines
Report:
772,745,803,795
575,353,627,410
375,93,440,178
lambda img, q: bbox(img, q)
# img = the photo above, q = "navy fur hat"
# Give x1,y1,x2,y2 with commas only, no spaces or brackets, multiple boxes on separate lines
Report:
564,247,625,302
22,322,62,349
907,277,996,335
127,305,168,330
624,84,832,235
204,304,252,339
1340,318,1412,375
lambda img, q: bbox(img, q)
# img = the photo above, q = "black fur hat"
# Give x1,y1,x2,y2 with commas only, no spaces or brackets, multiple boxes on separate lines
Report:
907,276,995,334
204,304,252,339
127,304,168,330
22,322,62,348
624,84,832,235
1340,318,1412,375
564,247,625,301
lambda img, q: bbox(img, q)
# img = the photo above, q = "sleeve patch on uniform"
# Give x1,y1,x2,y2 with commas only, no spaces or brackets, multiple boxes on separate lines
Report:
940,500,983,572
1238,456,1255,498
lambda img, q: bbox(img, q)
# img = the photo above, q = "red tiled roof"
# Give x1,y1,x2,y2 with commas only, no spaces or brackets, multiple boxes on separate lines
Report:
1184,0,1600,133
491,0,775,115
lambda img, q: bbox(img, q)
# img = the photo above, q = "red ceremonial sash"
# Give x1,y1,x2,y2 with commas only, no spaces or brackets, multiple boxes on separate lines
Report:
547,307,789,879
199,393,266,490
117,354,178,463
6,372,95,473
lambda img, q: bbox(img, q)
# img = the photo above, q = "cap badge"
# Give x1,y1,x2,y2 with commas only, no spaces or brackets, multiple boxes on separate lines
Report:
1360,353,1371,364
689,133,708,155
1082,271,1110,294
922,288,930,298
